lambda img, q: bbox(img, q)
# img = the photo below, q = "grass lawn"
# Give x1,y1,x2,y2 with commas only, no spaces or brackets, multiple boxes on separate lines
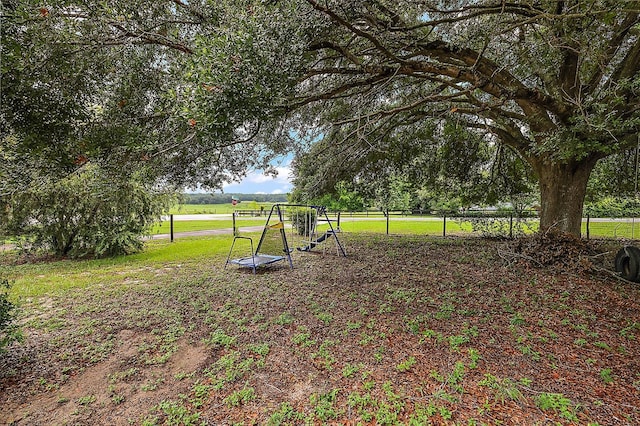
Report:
584,220,640,239
151,215,640,240
1,234,639,425
151,219,265,235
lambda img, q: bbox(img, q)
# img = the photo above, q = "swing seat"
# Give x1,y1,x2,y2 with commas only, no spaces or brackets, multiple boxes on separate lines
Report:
227,254,286,274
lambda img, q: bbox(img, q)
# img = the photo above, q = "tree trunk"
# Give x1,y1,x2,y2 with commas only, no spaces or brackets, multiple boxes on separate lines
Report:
534,157,599,237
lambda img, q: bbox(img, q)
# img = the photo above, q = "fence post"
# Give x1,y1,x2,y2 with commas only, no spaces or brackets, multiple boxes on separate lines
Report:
509,213,513,239
586,214,590,240
386,209,389,235
170,214,174,242
443,214,446,237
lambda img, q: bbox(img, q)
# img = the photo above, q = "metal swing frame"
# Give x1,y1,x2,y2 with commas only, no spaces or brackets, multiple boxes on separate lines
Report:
225,204,293,274
225,203,346,274
289,204,347,257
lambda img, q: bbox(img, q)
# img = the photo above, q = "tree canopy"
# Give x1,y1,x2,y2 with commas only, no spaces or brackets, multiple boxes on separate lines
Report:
2,1,639,238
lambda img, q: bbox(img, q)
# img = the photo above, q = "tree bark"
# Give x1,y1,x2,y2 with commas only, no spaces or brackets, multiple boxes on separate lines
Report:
533,157,600,237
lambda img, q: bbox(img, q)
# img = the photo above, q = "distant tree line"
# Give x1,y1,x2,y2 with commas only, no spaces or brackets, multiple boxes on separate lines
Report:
183,193,288,204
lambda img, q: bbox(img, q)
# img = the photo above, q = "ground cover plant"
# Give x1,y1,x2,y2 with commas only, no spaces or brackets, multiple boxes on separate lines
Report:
1,234,639,425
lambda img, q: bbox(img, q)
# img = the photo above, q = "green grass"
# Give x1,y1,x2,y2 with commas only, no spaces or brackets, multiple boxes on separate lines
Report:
4,217,639,301
151,219,264,235
168,203,274,215
337,219,470,235
3,235,246,299
583,221,640,239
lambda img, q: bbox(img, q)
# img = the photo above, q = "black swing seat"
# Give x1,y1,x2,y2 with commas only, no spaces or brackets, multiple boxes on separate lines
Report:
297,230,335,252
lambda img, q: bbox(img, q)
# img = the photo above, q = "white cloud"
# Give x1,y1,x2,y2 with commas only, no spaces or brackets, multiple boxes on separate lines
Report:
245,166,292,184
220,166,293,194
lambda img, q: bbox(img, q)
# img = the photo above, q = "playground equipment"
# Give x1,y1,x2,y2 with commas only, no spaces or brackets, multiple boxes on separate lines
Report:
225,204,346,273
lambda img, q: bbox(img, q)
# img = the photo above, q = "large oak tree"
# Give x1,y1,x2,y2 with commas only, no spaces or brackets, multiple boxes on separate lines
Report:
282,0,640,236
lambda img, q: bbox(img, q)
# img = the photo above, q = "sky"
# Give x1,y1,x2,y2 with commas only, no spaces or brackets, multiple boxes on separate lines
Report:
220,164,293,194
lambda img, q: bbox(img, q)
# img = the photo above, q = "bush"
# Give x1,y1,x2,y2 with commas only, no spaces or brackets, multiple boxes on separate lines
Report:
1,165,176,258
0,277,22,354
456,215,537,239
289,207,317,236
584,197,640,218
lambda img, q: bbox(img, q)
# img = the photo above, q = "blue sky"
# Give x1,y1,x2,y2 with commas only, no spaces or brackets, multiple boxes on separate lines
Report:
220,164,293,194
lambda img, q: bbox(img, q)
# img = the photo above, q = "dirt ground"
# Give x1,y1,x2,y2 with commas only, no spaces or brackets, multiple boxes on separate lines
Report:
1,234,639,425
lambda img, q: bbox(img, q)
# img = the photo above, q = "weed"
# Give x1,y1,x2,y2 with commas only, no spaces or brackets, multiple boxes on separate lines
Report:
311,339,337,370
141,378,164,391
419,328,443,344
292,329,316,348
111,393,126,405
346,321,362,331
478,373,524,403
174,371,196,381
109,368,138,383
448,334,470,352
510,313,526,326
224,385,256,407
519,377,533,387
315,311,333,324
396,356,417,372
375,402,399,425
408,404,437,424
439,405,453,420
600,368,615,384
77,395,96,405
435,301,455,320
248,343,270,357
430,369,445,383
594,341,612,351
267,402,305,425
156,399,201,426
190,381,212,408
204,328,236,349
310,388,341,421
274,312,294,325
373,346,385,362
468,348,481,368
620,322,640,339
536,392,578,421
206,351,255,390
347,391,376,421
518,344,541,361
342,363,361,378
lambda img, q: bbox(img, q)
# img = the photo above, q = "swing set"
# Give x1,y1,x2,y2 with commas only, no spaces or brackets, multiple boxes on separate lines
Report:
225,203,346,274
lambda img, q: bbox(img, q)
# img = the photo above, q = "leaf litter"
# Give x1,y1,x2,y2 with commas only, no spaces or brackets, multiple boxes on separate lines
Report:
1,234,639,425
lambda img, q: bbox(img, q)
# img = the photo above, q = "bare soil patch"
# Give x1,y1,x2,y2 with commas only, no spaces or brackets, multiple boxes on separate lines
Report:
1,234,639,425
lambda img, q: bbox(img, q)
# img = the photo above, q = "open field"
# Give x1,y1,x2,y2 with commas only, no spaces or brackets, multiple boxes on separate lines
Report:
151,219,266,235
168,204,275,215
1,234,639,425
150,212,640,240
